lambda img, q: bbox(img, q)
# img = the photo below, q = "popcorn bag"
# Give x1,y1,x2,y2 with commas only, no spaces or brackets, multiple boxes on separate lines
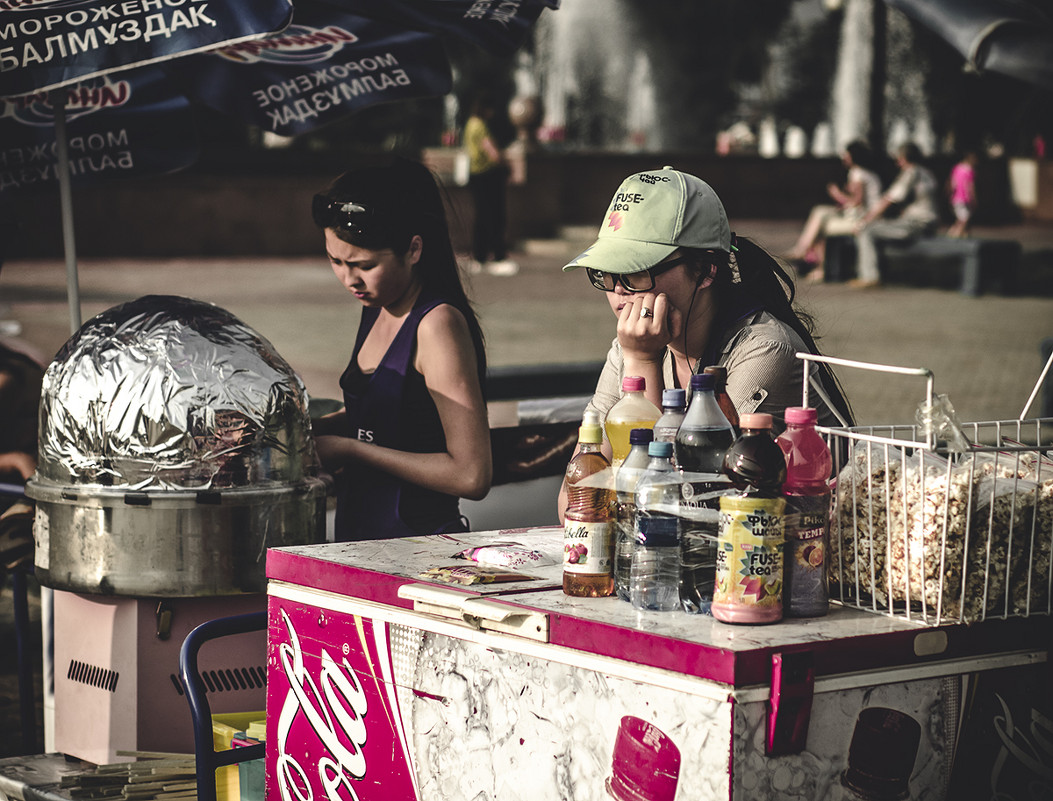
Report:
829,436,1053,624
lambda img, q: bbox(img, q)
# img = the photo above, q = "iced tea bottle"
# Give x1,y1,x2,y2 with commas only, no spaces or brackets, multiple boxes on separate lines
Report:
713,412,787,624
564,410,616,597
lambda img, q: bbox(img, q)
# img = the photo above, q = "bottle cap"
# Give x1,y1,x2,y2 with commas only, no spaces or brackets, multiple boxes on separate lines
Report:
580,409,603,443
689,373,714,391
648,440,673,457
661,388,686,407
702,365,727,388
784,406,818,425
622,375,645,393
629,428,655,446
740,412,773,429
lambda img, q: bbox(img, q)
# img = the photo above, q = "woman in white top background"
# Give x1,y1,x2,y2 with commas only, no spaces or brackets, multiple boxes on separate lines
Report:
786,140,883,282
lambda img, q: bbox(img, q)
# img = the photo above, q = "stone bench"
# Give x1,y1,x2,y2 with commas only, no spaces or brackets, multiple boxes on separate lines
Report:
823,235,1022,296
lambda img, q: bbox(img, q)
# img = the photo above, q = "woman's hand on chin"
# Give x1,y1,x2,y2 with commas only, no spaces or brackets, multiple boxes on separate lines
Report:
616,292,682,362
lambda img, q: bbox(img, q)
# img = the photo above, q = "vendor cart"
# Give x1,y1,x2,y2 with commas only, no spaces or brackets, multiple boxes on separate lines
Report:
263,357,1053,801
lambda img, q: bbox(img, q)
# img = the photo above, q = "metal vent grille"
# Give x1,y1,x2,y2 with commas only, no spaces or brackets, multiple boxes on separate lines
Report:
67,659,119,693
171,665,266,696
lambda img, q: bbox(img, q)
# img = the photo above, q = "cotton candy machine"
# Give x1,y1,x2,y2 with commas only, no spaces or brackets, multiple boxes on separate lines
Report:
25,295,326,763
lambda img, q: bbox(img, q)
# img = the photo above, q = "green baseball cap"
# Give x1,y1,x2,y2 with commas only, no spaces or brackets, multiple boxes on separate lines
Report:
563,166,731,274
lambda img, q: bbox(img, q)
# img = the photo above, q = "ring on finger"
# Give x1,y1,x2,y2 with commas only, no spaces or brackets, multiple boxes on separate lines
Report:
640,307,653,318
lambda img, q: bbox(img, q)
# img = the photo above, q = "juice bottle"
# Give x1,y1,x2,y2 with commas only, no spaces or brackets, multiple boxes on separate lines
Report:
713,412,787,624
702,365,739,429
604,376,660,466
564,410,616,597
675,373,735,474
614,428,654,601
776,406,832,617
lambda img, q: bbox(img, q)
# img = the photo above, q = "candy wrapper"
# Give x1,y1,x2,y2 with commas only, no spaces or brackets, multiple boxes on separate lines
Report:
420,565,539,586
453,543,557,569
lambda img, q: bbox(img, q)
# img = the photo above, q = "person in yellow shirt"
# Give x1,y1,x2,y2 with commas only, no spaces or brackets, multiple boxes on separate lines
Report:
464,92,518,276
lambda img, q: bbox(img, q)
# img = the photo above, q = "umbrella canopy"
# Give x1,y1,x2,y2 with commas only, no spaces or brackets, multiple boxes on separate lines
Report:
0,0,294,333
170,1,453,137
0,67,199,192
1,0,558,331
885,0,1053,89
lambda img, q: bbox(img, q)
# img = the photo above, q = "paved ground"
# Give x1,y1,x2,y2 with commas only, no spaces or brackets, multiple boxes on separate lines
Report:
3,218,1053,425
1,218,1052,756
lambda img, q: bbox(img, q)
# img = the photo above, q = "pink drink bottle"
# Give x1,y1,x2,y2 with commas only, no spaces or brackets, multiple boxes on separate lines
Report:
776,406,832,617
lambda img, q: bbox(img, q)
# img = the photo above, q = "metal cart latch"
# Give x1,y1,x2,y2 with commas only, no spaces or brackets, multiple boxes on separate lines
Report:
397,583,550,643
767,650,815,756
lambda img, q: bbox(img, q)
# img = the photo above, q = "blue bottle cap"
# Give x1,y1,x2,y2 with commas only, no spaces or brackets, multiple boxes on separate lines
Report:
662,388,686,406
648,440,673,458
689,373,715,391
629,428,655,445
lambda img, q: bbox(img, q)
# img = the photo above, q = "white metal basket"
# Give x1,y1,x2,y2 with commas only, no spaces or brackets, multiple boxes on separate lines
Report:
799,353,1053,625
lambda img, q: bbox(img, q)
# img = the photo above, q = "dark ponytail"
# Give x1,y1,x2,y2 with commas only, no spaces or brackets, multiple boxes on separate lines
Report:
703,238,855,426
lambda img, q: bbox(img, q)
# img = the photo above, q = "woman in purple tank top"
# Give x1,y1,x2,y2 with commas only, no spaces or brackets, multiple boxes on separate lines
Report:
310,157,491,541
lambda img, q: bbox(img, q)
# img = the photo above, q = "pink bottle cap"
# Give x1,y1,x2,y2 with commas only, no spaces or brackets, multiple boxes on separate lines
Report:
605,716,681,801
621,376,645,392
785,407,818,425
740,412,772,429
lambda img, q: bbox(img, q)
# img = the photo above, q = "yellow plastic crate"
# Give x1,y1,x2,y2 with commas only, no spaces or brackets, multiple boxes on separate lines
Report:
212,712,265,801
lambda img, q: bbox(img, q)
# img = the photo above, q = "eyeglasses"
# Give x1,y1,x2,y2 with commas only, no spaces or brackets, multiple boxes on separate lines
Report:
586,256,690,293
312,194,377,235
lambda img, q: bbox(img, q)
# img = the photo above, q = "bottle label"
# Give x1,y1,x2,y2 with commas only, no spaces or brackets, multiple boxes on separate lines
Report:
715,495,785,612
563,519,613,575
785,492,830,614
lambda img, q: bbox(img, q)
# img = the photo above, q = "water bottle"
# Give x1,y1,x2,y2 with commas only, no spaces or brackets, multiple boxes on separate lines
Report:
614,428,654,601
563,410,616,597
604,376,661,466
634,440,678,526
653,388,686,445
632,441,680,611
630,515,681,611
675,373,734,613
776,406,832,617
713,413,787,624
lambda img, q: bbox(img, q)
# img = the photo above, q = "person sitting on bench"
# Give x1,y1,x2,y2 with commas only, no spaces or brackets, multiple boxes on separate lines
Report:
850,142,939,289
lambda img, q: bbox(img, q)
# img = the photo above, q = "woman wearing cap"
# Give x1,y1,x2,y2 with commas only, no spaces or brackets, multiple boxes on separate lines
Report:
558,166,853,518
310,158,492,541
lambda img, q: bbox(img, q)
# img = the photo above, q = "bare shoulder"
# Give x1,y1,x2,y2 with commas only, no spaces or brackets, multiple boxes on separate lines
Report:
418,302,470,337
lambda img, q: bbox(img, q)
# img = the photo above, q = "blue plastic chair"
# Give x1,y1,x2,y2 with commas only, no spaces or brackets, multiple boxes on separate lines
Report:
1,480,37,755
179,611,267,801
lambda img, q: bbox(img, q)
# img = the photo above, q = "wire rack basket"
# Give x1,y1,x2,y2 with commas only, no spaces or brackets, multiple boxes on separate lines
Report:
799,353,1053,625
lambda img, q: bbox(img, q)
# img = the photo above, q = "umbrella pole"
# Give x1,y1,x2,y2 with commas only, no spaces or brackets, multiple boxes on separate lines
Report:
50,89,82,334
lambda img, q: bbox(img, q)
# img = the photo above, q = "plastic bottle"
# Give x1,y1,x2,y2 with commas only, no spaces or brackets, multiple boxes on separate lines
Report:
675,372,735,614
653,388,687,445
776,406,832,617
630,515,681,611
604,376,661,467
563,410,616,597
632,441,680,611
675,373,735,474
614,428,655,601
713,412,787,624
703,365,740,429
